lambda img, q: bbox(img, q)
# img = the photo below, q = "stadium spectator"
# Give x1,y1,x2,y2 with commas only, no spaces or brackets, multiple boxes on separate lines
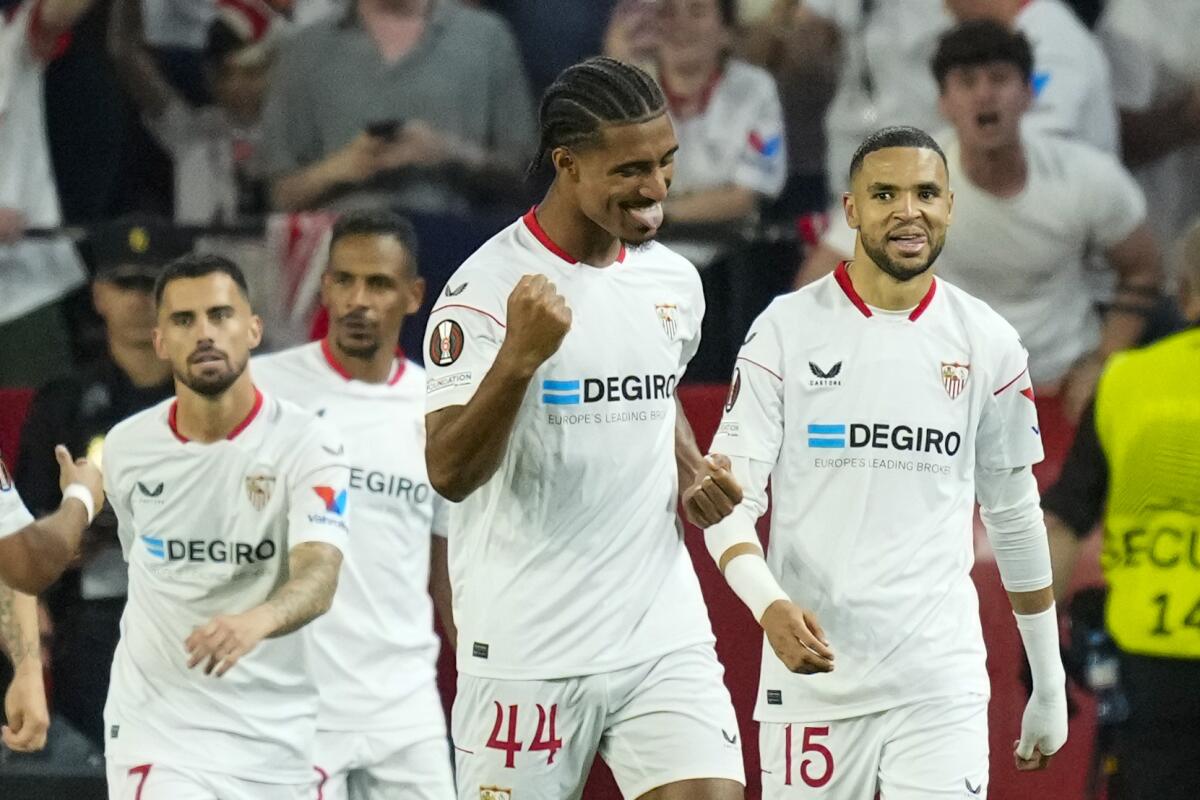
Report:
109,0,277,225
262,0,536,216
14,217,183,748
649,0,787,225
946,0,1119,155
1099,0,1200,257
927,21,1159,417
1041,217,1200,800
0,0,97,387
738,0,839,217
799,22,1162,419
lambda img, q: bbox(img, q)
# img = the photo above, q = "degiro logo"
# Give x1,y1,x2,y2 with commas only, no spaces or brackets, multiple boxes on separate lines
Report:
141,534,277,564
541,375,676,406
807,422,961,455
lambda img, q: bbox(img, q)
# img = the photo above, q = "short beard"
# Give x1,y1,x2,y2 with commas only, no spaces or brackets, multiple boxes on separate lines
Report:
860,234,945,283
619,238,655,251
339,340,380,360
176,354,247,397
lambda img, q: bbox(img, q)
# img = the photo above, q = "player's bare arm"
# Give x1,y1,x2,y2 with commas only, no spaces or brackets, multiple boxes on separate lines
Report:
0,447,104,595
0,587,49,752
426,274,571,501
429,535,456,650
185,541,343,677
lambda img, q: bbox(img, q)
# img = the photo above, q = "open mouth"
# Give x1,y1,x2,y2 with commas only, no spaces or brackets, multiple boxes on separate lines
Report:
889,230,928,257
622,201,664,232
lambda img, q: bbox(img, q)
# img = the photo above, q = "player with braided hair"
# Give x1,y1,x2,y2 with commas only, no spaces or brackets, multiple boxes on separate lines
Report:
425,56,745,800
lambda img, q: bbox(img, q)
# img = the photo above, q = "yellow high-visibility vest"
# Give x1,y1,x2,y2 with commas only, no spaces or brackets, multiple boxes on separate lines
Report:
1094,326,1200,658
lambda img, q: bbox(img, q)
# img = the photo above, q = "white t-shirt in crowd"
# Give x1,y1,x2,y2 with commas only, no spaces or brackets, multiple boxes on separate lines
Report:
0,458,34,539
252,341,449,737
0,1,85,324
668,59,787,199
1017,0,1120,156
805,0,951,193
711,263,1043,722
1101,0,1200,257
147,100,262,225
934,133,1145,386
424,210,715,681
821,132,1145,386
102,390,349,783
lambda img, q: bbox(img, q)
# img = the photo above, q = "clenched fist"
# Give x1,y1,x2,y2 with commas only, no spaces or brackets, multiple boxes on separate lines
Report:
762,599,835,675
500,274,572,376
683,454,743,528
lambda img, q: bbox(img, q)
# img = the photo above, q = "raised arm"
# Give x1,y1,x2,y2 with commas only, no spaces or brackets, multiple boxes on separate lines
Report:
106,0,177,119
185,541,343,677
0,447,104,595
425,275,571,502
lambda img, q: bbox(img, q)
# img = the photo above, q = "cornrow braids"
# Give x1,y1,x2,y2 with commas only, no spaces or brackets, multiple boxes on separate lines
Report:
528,56,667,177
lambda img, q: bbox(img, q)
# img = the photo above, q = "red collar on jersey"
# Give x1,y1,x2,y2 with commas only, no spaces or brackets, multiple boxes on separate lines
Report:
320,338,406,385
168,387,264,444
834,261,937,322
521,207,627,266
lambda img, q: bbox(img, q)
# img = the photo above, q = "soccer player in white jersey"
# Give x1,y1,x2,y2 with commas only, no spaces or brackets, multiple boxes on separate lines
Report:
101,254,349,800
424,57,745,800
1,448,100,752
253,209,456,800
700,126,1069,798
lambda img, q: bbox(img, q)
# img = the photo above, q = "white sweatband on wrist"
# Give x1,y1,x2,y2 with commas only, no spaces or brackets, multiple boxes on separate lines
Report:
977,465,1053,592
62,483,96,524
1015,604,1066,696
724,553,789,623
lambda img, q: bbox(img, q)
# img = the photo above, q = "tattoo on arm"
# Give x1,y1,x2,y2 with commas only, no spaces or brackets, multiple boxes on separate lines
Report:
0,585,39,668
262,542,342,638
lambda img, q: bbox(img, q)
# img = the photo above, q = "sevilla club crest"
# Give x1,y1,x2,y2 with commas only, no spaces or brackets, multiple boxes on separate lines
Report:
245,473,276,511
655,303,678,339
940,361,970,400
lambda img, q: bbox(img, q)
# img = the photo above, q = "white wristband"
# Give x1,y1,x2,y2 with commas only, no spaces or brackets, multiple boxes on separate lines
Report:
1015,603,1066,697
62,483,96,524
724,553,790,623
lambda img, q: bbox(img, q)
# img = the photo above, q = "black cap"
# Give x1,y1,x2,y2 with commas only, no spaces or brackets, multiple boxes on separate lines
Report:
91,217,195,281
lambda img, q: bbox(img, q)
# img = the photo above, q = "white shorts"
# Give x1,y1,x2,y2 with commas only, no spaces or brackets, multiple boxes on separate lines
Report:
759,694,989,800
314,728,455,800
452,642,745,800
106,761,314,800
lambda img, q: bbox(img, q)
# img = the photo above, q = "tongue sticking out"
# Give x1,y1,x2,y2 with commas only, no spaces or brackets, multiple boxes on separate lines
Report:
626,202,664,231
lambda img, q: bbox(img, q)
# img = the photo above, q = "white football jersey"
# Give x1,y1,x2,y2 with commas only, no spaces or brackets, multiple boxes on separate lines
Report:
253,341,449,735
424,210,716,680
102,390,350,783
0,458,34,539
711,263,1043,722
